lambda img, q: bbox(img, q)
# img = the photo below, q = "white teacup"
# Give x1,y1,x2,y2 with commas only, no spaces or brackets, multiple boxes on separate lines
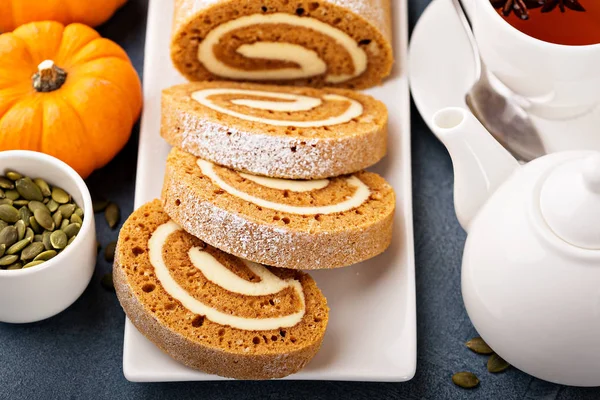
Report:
464,0,600,121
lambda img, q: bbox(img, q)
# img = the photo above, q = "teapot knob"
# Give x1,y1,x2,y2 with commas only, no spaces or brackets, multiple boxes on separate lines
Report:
540,153,600,250
583,154,600,194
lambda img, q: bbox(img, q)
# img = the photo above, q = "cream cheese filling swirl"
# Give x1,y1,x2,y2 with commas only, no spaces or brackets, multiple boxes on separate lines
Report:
149,221,306,331
191,88,364,127
198,160,371,215
197,13,368,84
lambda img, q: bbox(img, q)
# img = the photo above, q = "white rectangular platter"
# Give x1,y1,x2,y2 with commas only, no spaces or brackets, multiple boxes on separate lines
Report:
125,0,415,382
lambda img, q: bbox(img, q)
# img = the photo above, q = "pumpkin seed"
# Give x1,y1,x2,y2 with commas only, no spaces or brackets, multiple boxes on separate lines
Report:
33,208,54,231
58,204,75,219
105,241,117,262
0,177,14,189
63,223,80,238
0,199,12,206
93,197,109,213
28,201,47,213
21,242,45,260
6,262,22,270
60,219,69,230
14,220,25,241
51,187,70,204
19,207,32,225
25,228,34,243
487,354,510,373
52,210,62,229
74,208,84,218
43,197,49,204
12,199,29,207
105,203,120,229
29,216,42,234
50,230,68,250
33,178,51,197
34,250,57,261
0,204,19,223
0,221,6,232
15,177,43,201
0,189,4,199
0,226,18,247
5,171,22,181
4,189,19,201
67,235,77,245
466,337,494,355
101,273,115,292
42,232,52,250
23,260,45,269
46,199,59,213
452,372,479,389
0,254,18,266
34,234,43,243
7,238,32,255
70,213,82,225
0,244,5,258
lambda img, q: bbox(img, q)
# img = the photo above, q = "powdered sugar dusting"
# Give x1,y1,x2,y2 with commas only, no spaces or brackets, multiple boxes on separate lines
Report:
162,87,388,179
162,151,395,269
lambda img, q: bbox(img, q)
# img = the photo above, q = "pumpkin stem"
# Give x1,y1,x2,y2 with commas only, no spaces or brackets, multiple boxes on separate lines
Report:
32,60,67,92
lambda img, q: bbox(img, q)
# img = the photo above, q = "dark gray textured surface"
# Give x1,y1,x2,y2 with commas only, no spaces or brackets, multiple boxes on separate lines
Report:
1,1,599,399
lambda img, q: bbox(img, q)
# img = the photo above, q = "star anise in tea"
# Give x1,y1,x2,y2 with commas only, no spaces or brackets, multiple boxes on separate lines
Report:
491,0,586,20
539,0,585,13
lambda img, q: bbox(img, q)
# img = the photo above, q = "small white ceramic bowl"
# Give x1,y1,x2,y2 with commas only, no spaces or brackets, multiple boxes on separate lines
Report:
0,151,96,323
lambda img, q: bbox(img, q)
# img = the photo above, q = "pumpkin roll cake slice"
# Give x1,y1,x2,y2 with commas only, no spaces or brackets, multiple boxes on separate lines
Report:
114,200,329,380
162,148,395,270
162,81,388,179
170,0,393,89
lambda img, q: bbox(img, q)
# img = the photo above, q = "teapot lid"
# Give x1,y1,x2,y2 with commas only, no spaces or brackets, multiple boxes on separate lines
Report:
540,154,600,250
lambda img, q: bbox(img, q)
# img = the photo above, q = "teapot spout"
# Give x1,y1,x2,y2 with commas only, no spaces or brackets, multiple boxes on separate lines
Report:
432,108,520,231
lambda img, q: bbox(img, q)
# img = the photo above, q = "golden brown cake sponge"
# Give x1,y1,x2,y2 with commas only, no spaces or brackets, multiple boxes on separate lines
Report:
162,148,396,269
114,200,329,380
161,81,388,179
171,0,394,89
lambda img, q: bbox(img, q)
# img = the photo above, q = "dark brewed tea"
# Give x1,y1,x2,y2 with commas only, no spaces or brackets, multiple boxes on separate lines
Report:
491,0,600,46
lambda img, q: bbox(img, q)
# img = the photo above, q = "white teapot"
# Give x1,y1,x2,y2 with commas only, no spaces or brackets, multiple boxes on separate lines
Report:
431,107,600,387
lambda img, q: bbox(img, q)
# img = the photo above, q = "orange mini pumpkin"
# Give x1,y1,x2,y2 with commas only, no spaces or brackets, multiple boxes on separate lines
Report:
0,0,128,33
0,21,142,178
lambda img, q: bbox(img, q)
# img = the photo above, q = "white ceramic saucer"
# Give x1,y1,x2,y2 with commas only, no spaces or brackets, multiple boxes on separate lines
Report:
409,0,600,154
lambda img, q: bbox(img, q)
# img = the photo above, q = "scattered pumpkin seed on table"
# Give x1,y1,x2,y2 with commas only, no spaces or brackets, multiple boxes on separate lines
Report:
466,337,494,355
452,372,480,389
487,354,510,373
104,241,117,262
101,272,115,292
105,202,120,229
0,170,84,270
92,197,109,213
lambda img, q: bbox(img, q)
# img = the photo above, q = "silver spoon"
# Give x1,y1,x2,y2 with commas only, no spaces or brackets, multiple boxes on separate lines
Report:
451,0,546,162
